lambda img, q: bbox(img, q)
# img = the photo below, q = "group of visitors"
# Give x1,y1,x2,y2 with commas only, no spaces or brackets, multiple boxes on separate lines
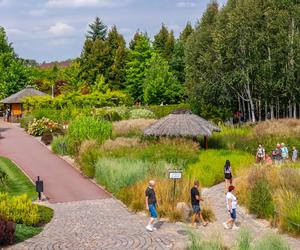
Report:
145,160,238,232
2,108,11,122
256,143,298,165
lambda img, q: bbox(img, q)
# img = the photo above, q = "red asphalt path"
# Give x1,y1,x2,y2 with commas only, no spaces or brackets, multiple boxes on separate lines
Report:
0,121,110,203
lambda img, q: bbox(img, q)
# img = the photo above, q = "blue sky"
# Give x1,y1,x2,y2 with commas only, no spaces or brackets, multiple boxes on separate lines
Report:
0,0,227,63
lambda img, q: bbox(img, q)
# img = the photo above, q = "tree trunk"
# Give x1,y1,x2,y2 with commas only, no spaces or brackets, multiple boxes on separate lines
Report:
258,99,262,121
277,99,280,119
289,100,292,118
238,96,241,112
265,101,268,120
270,103,274,120
293,103,297,119
242,99,246,121
247,101,251,122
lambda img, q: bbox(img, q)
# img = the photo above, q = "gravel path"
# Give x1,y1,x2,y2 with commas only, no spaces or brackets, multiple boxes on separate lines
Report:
199,183,300,250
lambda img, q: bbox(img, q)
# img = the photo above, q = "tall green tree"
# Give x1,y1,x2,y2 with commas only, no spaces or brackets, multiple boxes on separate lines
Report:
153,24,175,61
125,33,152,102
144,53,183,105
107,25,127,90
86,17,107,41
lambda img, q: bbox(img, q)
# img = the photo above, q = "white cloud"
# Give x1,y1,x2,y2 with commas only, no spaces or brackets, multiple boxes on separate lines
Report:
29,9,46,17
46,0,125,8
48,22,75,36
176,2,196,8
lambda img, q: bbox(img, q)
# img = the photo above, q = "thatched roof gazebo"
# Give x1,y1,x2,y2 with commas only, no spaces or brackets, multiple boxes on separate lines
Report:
1,85,48,119
144,109,220,149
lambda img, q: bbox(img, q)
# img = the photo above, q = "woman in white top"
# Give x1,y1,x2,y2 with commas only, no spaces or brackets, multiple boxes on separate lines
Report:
223,185,239,230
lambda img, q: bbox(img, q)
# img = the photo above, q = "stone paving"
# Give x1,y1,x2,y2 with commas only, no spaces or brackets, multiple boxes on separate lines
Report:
10,199,187,250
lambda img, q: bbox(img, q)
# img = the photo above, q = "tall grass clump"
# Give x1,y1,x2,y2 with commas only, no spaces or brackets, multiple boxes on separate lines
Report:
51,136,69,155
235,229,252,250
188,232,223,250
77,140,101,178
187,150,254,187
252,232,290,250
67,116,112,154
95,158,167,193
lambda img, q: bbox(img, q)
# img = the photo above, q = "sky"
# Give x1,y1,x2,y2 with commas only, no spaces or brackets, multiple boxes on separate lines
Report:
0,0,227,63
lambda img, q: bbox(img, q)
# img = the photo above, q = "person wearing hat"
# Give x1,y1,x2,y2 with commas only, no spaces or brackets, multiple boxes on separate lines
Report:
223,185,239,230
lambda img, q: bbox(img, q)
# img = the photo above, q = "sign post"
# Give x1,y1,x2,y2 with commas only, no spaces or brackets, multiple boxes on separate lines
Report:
35,176,44,201
168,170,182,205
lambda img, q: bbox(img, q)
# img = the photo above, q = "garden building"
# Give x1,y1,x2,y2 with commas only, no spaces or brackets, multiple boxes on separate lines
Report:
144,109,220,149
1,85,48,120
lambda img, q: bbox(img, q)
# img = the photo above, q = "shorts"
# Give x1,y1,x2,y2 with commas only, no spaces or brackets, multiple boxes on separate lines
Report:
149,204,157,219
225,173,232,180
229,208,237,220
192,205,201,214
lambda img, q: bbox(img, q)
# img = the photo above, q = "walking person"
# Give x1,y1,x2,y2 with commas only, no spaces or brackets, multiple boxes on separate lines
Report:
272,143,283,165
224,160,233,191
223,185,239,230
281,143,289,162
145,180,158,232
256,144,265,164
292,146,298,162
191,180,208,228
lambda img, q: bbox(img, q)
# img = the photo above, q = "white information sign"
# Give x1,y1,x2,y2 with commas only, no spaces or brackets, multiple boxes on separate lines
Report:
169,170,182,179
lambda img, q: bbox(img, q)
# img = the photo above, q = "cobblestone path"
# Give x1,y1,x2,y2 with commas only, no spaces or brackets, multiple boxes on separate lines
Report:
10,199,187,250
200,183,300,250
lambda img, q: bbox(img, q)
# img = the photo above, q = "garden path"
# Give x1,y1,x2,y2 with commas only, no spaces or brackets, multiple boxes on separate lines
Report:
10,199,187,250
0,121,109,203
199,182,300,250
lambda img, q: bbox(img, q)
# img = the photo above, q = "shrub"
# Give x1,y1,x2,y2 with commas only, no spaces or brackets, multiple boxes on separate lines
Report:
187,150,254,187
15,224,42,243
67,117,112,154
235,229,252,250
77,140,101,178
0,193,40,226
93,107,129,121
149,104,190,118
20,115,34,130
41,131,53,145
0,218,15,245
51,136,69,155
129,109,155,119
27,118,61,137
95,158,157,193
188,232,223,250
37,205,54,225
252,232,290,250
249,178,274,218
112,119,156,138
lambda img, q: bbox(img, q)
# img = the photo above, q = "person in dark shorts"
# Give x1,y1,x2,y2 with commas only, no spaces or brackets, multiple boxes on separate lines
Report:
191,180,208,228
224,160,233,191
145,180,158,232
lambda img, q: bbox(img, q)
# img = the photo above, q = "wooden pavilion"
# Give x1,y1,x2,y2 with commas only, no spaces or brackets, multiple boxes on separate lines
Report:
1,85,48,120
144,109,220,149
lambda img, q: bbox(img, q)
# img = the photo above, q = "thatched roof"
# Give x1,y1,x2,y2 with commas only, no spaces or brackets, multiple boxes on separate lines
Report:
144,109,220,137
1,86,48,104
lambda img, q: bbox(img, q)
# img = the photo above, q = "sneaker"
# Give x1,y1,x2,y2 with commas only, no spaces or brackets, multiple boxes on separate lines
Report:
223,222,229,229
152,226,157,231
146,225,153,232
232,225,240,230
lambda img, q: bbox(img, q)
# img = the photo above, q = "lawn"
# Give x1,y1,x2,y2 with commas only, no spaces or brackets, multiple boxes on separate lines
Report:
0,156,36,200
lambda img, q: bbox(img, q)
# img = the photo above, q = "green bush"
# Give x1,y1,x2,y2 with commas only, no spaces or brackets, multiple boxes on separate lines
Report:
93,107,129,121
129,109,155,119
78,140,101,178
249,179,274,218
187,150,254,187
15,224,42,243
67,117,112,154
95,158,166,193
149,104,190,118
37,205,54,225
20,115,34,130
51,136,69,155
252,233,290,250
0,193,40,226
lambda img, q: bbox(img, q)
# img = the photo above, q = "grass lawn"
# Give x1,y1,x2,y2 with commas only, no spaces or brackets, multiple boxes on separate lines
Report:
15,224,43,243
0,156,36,200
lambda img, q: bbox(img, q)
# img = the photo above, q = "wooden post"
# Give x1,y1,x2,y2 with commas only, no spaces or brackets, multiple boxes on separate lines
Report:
204,136,208,150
